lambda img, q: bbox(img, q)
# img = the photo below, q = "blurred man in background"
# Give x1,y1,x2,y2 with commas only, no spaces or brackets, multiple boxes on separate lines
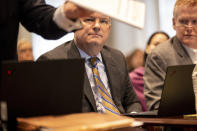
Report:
17,40,34,62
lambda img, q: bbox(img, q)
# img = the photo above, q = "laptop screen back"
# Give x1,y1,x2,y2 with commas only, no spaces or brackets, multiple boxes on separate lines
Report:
158,64,196,117
0,59,85,119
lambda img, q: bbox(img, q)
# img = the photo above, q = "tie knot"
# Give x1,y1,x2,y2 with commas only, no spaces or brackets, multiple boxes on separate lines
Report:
89,57,98,67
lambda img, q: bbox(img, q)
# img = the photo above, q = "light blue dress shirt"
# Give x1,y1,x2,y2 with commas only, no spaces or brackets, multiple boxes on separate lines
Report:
77,47,112,113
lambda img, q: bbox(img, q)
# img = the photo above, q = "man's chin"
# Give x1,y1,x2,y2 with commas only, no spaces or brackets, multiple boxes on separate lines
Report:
88,40,101,45
182,40,197,47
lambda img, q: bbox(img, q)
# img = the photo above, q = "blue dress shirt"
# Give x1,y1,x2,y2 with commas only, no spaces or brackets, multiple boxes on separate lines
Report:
77,47,112,113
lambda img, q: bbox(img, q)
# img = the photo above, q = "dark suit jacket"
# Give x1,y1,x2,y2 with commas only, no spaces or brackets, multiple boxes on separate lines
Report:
0,0,66,62
144,36,193,111
38,41,142,114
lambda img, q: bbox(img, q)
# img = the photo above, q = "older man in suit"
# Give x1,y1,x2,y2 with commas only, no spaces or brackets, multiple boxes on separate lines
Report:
144,0,197,111
38,11,142,115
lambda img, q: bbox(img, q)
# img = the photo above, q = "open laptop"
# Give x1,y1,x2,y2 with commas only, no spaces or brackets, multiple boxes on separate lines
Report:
127,64,196,117
0,59,85,124
158,64,196,117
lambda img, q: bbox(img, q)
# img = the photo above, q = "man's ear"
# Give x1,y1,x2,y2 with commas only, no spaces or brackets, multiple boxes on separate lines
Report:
172,18,176,30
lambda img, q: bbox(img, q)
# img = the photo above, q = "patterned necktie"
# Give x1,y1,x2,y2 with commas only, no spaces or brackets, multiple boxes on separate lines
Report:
90,57,120,115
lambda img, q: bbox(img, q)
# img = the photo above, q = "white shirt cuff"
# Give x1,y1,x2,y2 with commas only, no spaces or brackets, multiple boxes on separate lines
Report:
53,5,82,32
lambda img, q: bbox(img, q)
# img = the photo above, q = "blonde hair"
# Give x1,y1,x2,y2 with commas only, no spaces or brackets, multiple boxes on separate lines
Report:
173,0,197,18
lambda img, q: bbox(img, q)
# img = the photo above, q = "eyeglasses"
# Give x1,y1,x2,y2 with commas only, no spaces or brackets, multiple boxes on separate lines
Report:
176,19,197,29
80,17,111,27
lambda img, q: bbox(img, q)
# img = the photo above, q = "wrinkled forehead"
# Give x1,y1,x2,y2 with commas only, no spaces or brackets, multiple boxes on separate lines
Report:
84,12,110,19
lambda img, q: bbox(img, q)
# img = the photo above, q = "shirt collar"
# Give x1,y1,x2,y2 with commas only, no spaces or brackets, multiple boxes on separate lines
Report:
76,45,102,63
183,44,197,64
183,44,197,54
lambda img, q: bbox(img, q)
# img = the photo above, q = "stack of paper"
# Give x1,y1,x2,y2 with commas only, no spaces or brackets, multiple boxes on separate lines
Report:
69,0,146,29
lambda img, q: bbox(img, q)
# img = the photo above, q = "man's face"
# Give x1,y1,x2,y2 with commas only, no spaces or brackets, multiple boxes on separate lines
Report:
74,12,111,56
18,43,34,62
173,5,197,48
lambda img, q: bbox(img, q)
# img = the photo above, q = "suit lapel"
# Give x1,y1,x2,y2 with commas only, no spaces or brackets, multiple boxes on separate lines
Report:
68,41,97,111
67,41,81,58
173,36,193,64
83,72,97,111
101,48,120,107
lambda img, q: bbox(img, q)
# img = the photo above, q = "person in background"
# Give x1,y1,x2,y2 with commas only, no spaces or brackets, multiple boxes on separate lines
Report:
38,11,142,115
0,0,91,63
144,0,197,111
129,31,169,111
17,39,34,62
126,49,144,72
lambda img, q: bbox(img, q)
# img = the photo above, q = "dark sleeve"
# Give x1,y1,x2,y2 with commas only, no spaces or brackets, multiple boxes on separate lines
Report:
19,0,67,39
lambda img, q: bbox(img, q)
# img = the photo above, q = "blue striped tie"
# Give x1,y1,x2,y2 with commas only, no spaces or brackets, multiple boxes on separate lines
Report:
90,57,120,115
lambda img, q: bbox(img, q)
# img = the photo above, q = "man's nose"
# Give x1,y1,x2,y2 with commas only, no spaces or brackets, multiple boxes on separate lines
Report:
187,22,193,28
185,22,194,33
185,27,193,34
92,19,101,32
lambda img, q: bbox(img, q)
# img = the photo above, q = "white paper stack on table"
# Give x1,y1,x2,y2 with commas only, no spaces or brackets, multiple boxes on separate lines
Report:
69,0,146,29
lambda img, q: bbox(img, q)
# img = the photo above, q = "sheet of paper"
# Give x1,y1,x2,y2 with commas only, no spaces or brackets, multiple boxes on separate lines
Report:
69,0,146,29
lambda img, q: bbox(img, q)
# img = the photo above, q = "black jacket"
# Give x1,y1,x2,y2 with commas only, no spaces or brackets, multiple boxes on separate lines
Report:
0,0,67,61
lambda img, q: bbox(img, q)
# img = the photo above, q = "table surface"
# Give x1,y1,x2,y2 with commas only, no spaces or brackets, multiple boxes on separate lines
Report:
135,117,197,126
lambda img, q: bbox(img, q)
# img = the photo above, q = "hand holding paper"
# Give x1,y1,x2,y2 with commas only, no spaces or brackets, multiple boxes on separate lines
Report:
64,1,93,21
